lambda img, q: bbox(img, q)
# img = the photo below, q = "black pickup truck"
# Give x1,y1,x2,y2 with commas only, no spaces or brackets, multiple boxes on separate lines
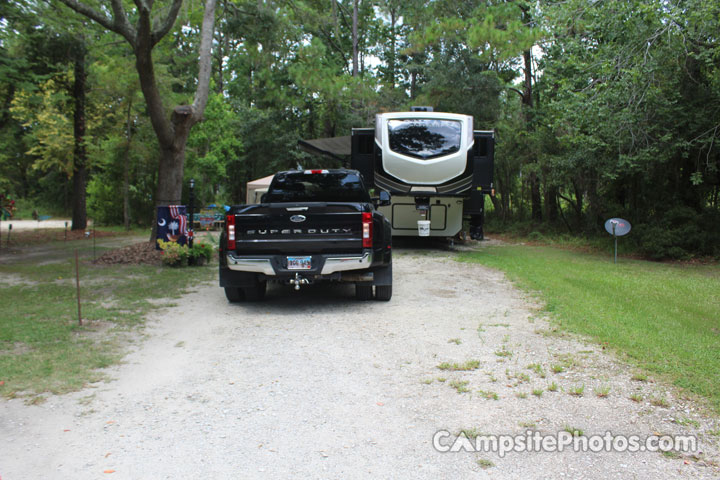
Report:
219,169,393,302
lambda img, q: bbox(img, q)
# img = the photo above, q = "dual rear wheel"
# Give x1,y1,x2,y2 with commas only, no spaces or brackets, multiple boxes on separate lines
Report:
356,284,392,301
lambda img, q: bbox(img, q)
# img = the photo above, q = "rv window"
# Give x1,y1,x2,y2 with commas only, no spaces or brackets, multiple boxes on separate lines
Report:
388,119,462,160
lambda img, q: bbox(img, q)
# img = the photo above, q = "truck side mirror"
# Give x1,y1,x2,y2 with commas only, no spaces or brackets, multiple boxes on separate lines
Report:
378,190,391,206
260,193,268,203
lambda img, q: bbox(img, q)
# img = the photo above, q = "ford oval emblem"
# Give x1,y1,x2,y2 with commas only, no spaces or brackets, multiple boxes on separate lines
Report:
290,215,307,223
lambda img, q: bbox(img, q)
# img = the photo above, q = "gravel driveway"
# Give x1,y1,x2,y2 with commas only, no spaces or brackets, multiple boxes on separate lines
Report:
1,248,718,479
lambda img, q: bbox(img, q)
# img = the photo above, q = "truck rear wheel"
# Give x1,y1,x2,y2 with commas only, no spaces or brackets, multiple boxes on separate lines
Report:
244,281,267,301
224,287,244,303
375,285,392,301
356,285,373,301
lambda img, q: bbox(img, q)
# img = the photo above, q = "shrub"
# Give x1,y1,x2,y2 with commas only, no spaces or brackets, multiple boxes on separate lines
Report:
157,239,190,266
527,231,544,242
189,242,214,264
635,206,720,260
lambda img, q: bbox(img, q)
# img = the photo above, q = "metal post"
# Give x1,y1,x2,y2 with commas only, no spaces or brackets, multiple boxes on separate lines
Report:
65,221,68,242
75,249,82,326
92,219,96,261
613,223,617,264
188,178,195,249
7,223,11,246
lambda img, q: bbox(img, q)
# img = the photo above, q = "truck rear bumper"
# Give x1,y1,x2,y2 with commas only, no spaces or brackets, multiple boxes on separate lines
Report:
225,251,373,276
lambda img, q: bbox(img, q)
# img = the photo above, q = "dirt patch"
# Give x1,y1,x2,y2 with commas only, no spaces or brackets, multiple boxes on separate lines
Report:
2,228,121,247
93,242,162,266
0,342,34,356
0,273,38,287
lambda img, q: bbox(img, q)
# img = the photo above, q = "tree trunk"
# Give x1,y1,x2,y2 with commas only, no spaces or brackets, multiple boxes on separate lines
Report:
546,184,558,223
388,8,396,87
502,170,511,219
522,50,533,107
352,0,359,77
134,0,216,240
572,179,584,227
123,98,133,230
214,35,225,94
530,173,542,222
587,175,602,227
0,84,14,130
410,70,417,99
522,47,542,222
71,44,88,231
490,194,503,221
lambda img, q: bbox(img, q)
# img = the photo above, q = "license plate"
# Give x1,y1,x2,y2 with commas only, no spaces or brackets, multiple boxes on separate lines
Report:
287,256,312,270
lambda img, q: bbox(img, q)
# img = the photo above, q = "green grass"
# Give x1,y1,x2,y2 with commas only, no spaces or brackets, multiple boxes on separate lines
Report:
437,360,481,371
460,245,720,412
477,389,499,400
460,427,483,438
595,385,611,398
527,363,546,378
569,384,585,397
449,379,470,394
564,426,584,437
650,395,670,408
477,458,495,469
494,346,512,358
674,417,700,428
9,198,68,220
0,250,213,399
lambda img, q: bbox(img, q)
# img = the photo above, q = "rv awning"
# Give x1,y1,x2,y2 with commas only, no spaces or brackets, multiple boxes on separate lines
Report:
298,136,352,160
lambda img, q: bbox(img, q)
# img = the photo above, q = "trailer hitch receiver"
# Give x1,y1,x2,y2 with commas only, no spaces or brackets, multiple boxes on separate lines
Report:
290,273,310,290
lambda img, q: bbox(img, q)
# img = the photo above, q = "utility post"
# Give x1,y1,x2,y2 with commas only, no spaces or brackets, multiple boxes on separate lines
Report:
188,179,195,265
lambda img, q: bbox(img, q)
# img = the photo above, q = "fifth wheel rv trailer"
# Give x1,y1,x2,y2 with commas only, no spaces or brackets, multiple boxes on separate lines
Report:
298,107,495,240
350,108,494,240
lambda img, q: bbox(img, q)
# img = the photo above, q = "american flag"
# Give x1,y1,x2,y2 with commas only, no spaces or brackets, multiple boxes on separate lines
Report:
169,205,187,236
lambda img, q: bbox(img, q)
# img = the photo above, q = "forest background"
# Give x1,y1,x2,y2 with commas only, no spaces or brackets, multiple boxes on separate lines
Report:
1,0,718,259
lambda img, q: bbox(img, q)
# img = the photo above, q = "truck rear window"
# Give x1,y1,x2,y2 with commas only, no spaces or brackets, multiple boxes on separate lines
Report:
264,172,371,203
388,119,462,159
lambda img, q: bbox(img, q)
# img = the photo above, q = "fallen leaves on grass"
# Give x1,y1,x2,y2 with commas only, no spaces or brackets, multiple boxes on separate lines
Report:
93,242,162,266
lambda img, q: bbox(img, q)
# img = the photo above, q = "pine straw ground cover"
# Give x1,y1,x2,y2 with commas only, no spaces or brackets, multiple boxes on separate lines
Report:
93,242,162,266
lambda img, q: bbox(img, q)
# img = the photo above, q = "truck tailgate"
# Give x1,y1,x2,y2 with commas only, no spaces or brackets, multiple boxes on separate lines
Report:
232,203,363,254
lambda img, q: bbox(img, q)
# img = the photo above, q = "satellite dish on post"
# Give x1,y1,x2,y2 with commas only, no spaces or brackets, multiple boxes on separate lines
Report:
604,218,631,263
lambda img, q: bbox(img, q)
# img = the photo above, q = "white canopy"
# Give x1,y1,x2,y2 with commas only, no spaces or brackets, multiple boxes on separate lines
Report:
246,174,274,204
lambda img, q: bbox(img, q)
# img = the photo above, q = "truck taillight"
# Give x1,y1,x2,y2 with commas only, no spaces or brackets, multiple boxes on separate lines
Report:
226,214,236,250
362,212,373,248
